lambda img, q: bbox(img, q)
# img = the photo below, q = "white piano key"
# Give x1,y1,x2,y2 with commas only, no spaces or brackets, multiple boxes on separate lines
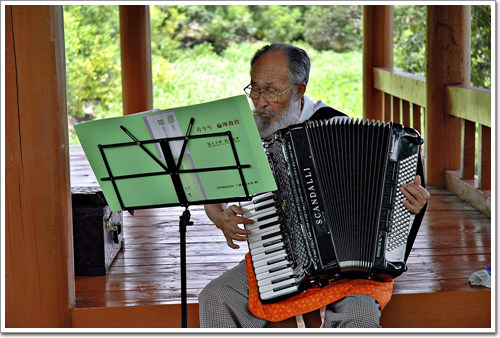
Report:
251,246,286,264
240,199,276,213
259,277,297,293
260,284,299,301
243,207,278,219
249,234,283,251
252,251,288,268
247,227,281,244
245,216,280,232
257,269,294,287
239,192,275,207
248,238,283,255
247,226,280,242
254,257,289,275
255,265,294,282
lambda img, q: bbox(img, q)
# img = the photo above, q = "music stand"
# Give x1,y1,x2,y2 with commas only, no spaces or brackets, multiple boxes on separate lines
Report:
97,118,253,328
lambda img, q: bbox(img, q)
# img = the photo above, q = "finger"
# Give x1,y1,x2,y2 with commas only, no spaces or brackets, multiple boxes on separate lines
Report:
402,183,425,202
225,237,239,249
413,175,421,185
227,204,244,215
230,232,249,241
230,225,252,236
401,185,419,204
402,199,418,214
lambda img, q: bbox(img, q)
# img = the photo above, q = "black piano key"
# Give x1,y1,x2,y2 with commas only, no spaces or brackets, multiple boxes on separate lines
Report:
264,246,284,255
269,264,290,273
263,239,282,248
255,202,277,211
267,256,287,265
271,274,295,284
253,194,275,204
259,220,281,230
262,231,281,241
257,212,279,222
273,282,298,292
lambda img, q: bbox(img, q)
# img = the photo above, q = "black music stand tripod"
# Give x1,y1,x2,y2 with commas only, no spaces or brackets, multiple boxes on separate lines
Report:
97,118,252,328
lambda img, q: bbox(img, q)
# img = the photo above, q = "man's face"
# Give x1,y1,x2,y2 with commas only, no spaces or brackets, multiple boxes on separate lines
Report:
250,51,303,139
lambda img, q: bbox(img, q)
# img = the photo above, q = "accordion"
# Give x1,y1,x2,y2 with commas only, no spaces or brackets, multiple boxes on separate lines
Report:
240,118,425,303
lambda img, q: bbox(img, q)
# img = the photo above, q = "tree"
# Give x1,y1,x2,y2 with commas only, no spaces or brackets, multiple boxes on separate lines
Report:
64,5,122,120
471,5,491,88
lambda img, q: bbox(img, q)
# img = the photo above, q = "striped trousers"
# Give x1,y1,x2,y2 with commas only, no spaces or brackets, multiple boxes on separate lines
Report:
198,260,382,328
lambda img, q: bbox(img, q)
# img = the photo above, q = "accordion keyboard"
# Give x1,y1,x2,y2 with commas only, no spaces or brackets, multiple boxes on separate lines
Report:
240,192,300,301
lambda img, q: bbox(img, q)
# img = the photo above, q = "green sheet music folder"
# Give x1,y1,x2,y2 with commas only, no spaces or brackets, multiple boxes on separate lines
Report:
74,95,277,212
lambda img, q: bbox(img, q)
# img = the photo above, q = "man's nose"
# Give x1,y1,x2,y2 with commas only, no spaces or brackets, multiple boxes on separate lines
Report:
255,94,270,109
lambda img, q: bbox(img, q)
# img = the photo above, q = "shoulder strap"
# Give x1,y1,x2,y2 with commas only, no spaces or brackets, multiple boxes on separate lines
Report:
404,150,427,262
309,106,348,121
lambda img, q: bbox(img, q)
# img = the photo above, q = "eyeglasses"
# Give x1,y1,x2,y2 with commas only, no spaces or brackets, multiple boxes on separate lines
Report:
243,84,293,103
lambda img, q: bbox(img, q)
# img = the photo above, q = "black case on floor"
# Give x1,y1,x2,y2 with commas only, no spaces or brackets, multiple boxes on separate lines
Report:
71,186,124,276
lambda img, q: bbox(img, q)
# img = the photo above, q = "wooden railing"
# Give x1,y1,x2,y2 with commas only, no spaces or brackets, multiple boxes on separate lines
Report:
373,67,426,133
373,66,491,215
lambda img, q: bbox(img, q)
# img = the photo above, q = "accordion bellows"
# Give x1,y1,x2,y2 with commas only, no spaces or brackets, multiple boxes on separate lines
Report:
241,118,424,303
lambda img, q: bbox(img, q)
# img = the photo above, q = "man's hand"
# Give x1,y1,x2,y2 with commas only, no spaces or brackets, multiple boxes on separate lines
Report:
204,203,254,249
400,175,430,214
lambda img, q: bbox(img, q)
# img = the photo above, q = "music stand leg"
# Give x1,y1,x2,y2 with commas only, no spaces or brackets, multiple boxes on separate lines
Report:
179,208,193,328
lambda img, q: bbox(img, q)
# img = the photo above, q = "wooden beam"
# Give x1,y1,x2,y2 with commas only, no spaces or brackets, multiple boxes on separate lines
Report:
373,67,426,107
5,5,74,327
478,126,491,190
425,5,471,186
71,304,201,328
461,120,476,180
119,5,153,115
446,85,491,127
363,5,393,120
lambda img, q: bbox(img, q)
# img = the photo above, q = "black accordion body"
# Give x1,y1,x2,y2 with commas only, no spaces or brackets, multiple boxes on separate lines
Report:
240,118,425,303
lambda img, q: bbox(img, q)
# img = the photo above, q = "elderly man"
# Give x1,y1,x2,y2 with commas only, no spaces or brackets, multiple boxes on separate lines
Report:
199,43,429,328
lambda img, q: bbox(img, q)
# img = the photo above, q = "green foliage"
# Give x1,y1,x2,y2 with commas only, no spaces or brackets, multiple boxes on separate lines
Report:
64,4,491,145
393,5,426,76
471,5,491,89
250,5,304,43
393,4,491,89
303,5,362,52
64,5,121,119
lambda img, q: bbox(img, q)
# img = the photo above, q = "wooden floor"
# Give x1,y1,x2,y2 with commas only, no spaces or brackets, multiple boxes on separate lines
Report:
69,145,492,328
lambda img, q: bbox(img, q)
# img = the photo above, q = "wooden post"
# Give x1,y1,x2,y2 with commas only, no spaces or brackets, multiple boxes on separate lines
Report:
5,5,74,327
363,5,393,120
425,5,471,186
119,5,153,115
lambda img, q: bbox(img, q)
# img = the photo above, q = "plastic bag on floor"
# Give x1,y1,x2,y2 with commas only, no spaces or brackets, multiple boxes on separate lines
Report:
469,265,491,288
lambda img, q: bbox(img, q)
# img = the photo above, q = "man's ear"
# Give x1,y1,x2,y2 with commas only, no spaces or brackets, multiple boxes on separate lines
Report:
296,82,306,101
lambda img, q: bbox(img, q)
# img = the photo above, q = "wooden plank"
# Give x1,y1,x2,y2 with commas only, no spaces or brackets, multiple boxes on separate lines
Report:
445,170,491,217
478,126,491,190
73,290,491,328
6,5,74,328
392,96,401,123
373,67,426,106
71,303,201,328
461,120,476,180
446,85,491,127
402,99,411,126
384,92,391,122
412,104,422,133
380,290,491,328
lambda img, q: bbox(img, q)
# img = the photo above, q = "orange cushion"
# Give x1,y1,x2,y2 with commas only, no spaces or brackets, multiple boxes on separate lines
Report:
246,252,394,322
